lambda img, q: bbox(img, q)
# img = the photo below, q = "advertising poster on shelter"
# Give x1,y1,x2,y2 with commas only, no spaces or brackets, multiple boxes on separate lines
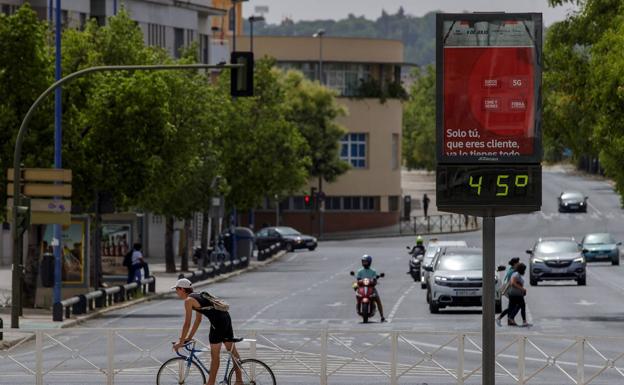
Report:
42,220,87,286
101,223,132,275
442,19,537,161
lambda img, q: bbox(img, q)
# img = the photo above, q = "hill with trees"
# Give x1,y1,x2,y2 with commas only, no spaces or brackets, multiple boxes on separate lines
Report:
248,7,437,65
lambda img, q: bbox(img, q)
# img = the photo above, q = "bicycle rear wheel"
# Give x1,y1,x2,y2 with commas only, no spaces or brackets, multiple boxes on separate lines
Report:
156,357,206,385
227,358,276,385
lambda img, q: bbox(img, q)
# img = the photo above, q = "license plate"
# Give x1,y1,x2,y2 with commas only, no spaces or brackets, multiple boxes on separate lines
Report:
455,289,478,296
569,205,578,209
552,268,568,273
306,241,315,246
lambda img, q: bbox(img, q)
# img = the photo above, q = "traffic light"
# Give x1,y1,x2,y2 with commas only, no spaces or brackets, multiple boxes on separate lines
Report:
230,51,254,97
304,194,312,209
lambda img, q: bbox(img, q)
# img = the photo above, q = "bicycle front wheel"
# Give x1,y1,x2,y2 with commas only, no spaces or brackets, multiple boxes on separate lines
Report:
227,358,276,385
156,357,206,385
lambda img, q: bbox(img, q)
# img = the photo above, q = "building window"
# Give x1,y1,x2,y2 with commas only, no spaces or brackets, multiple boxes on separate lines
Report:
325,196,341,210
292,196,305,210
362,197,377,210
186,29,195,45
1,5,18,15
152,215,163,224
324,63,371,96
174,27,184,58
148,23,166,48
389,196,400,211
200,34,209,64
392,133,400,170
340,133,367,168
61,10,69,29
343,197,361,210
277,62,318,82
79,12,87,30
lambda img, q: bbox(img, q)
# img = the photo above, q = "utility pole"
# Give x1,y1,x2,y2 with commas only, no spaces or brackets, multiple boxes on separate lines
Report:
313,29,325,240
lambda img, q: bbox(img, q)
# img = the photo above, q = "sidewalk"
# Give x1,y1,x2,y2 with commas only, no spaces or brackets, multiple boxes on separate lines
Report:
0,251,286,348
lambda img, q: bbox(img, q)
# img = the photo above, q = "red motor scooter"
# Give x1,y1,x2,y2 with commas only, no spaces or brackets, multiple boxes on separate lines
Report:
350,271,385,323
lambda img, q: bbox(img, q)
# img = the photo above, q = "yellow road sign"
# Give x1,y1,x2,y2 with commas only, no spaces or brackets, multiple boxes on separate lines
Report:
6,210,71,226
7,198,71,213
7,168,72,182
7,183,72,198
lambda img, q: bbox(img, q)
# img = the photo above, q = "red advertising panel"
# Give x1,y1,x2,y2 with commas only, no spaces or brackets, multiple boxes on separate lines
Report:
437,15,542,163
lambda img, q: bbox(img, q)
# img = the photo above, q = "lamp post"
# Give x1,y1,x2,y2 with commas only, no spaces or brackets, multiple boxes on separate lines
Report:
313,29,325,84
312,29,326,239
230,0,249,53
248,15,265,52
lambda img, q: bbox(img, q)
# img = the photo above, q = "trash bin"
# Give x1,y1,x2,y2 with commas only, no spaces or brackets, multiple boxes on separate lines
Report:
222,227,254,268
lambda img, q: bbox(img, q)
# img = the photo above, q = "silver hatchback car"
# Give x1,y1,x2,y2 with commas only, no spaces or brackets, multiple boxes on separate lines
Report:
527,237,587,286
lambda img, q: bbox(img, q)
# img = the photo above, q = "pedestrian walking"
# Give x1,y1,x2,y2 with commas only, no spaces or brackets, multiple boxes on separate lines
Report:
126,243,147,283
422,193,430,217
496,257,520,326
506,263,530,327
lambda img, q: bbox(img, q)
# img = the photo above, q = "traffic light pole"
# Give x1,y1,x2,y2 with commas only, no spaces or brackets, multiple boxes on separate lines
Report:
10,63,241,328
482,212,496,385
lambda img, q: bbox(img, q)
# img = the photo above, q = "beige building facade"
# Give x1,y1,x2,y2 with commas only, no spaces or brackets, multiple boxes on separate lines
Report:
237,36,404,234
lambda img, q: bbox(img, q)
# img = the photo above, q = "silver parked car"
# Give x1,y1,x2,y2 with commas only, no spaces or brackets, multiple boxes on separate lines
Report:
527,237,587,286
420,240,468,289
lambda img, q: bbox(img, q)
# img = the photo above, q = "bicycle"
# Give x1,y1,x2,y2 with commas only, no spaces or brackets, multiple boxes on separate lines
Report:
156,338,276,385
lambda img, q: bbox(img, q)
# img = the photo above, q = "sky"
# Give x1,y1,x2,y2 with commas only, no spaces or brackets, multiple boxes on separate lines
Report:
243,0,578,27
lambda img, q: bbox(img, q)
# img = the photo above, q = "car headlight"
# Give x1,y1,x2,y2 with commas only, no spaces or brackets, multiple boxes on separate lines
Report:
580,202,585,205
434,276,448,282
574,257,585,263
564,202,569,206
532,258,544,263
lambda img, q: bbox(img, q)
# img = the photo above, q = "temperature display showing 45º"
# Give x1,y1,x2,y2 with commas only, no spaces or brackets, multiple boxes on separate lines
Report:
436,164,541,208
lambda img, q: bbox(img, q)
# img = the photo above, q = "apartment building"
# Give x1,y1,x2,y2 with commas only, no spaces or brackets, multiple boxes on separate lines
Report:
236,35,405,234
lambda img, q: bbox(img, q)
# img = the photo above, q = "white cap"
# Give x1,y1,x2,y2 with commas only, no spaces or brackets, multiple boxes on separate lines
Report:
171,278,192,290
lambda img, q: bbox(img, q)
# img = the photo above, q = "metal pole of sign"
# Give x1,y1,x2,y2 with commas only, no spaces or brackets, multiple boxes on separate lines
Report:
53,0,63,311
482,211,495,385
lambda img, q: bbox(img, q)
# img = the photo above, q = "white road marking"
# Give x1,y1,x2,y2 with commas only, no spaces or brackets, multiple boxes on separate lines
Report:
575,299,596,306
587,201,603,216
387,282,417,323
326,302,344,307
286,253,300,262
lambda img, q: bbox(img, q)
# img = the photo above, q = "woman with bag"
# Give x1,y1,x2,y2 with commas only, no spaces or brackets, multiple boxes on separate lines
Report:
496,257,520,326
506,263,530,327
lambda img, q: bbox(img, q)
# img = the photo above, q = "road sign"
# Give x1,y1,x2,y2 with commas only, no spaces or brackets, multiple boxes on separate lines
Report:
7,183,72,198
7,168,72,182
7,198,71,213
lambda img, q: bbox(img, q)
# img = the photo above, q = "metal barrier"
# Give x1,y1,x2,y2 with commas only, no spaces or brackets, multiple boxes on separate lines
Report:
401,213,480,235
52,276,156,322
1,328,623,385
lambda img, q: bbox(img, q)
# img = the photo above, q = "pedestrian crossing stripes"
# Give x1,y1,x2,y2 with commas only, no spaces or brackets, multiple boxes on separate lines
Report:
525,211,624,221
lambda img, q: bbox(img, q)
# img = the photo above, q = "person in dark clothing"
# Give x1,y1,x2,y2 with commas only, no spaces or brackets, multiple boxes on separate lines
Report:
172,278,242,385
506,263,530,326
496,257,520,326
126,243,148,283
422,193,430,217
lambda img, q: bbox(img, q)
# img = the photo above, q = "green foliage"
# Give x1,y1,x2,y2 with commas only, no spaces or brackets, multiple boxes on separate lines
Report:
543,0,624,204
217,60,310,210
403,65,436,171
353,78,408,103
248,8,436,65
0,4,53,221
280,70,349,183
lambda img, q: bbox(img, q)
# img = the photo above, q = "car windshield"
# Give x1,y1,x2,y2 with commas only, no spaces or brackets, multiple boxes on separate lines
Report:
437,254,482,271
583,234,615,245
276,227,301,236
561,192,583,200
535,241,579,253
423,248,438,264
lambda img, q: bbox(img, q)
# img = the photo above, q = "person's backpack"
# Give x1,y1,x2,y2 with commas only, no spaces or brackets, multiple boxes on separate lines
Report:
122,250,132,267
199,291,230,312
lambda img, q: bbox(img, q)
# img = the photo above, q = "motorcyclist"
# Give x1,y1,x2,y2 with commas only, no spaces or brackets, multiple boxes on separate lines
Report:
354,254,386,322
409,235,426,256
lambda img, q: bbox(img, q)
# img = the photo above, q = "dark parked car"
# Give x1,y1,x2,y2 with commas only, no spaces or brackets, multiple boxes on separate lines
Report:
581,233,621,265
527,237,586,286
255,226,317,252
558,191,588,213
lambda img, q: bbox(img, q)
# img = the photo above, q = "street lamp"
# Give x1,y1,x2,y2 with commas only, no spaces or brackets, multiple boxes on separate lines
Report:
248,15,265,53
312,29,326,239
230,0,249,52
312,29,325,84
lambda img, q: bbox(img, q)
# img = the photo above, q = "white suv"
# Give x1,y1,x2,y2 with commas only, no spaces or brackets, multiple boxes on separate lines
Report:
420,239,468,289
425,247,502,314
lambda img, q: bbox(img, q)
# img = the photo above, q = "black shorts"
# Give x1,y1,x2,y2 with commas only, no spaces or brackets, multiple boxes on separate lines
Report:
208,313,234,344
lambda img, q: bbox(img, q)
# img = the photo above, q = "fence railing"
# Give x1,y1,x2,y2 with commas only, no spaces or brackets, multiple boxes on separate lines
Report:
1,328,623,385
401,213,480,235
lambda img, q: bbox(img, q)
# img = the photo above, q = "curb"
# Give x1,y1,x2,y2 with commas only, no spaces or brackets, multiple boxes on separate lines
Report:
321,227,481,241
0,251,287,349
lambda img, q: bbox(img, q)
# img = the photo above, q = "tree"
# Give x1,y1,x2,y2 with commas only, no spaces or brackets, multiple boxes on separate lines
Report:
280,70,349,185
0,5,53,306
403,65,436,170
217,59,310,211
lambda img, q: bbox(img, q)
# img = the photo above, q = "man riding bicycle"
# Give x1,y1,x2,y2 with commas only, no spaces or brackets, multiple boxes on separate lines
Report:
172,278,242,385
